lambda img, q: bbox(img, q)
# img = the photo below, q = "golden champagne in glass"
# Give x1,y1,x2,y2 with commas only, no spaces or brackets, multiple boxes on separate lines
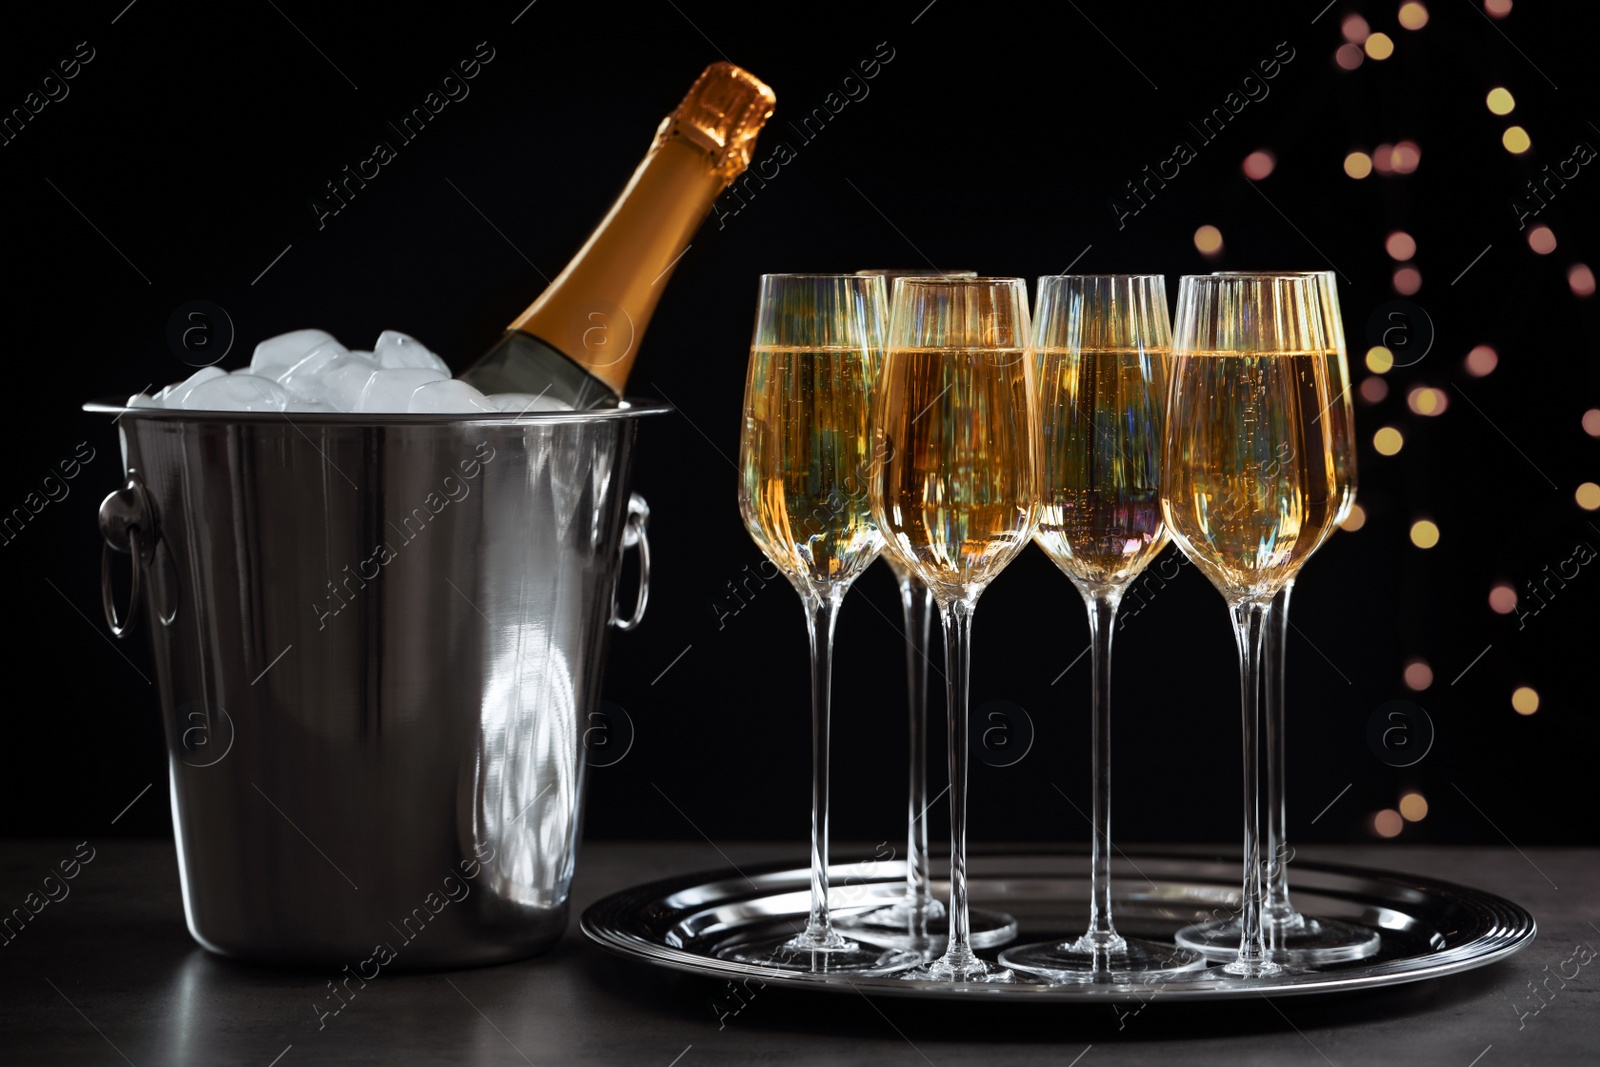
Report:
1175,272,1377,964
720,274,918,977
999,275,1203,982
871,277,1038,984
1161,273,1338,978
741,344,882,588
839,270,1020,954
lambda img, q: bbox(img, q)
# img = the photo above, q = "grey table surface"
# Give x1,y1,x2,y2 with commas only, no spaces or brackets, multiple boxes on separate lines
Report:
1,839,1595,1066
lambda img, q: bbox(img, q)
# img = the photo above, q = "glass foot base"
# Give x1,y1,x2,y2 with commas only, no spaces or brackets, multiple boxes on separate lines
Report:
841,894,948,925
1223,955,1287,978
1175,914,1382,964
903,951,1013,983
999,934,1205,983
837,902,1018,953
713,930,921,975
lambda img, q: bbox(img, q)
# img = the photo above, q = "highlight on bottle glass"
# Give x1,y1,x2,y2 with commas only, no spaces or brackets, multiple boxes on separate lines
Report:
1160,272,1339,978
869,276,1039,983
721,273,920,975
998,274,1204,982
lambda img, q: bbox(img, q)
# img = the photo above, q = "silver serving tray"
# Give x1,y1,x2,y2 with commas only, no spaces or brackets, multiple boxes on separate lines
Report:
580,851,1536,1001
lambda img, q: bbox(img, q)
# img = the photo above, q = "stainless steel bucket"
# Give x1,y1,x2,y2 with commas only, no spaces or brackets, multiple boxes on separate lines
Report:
87,398,664,968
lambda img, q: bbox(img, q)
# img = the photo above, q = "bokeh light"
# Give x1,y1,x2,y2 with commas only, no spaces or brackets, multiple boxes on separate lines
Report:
1373,143,1395,175
1568,264,1595,297
1374,426,1404,454
1399,3,1429,29
1386,232,1417,260
1488,584,1518,614
1344,151,1373,179
1342,14,1371,42
1340,503,1367,532
1410,519,1440,548
1399,793,1429,821
1511,686,1539,715
1503,126,1532,154
1366,346,1394,374
1486,87,1515,115
1392,141,1421,174
1242,150,1276,180
1407,386,1448,416
1359,377,1390,403
1577,482,1600,511
1583,409,1600,436
1465,345,1498,376
1528,225,1556,254
1194,225,1223,256
1485,0,1512,16
1336,44,1365,70
1404,660,1434,690
1374,810,1404,837
1393,266,1422,295
1365,32,1396,60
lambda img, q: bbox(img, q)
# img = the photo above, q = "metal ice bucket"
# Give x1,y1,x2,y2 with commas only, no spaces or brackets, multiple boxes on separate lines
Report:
87,398,665,967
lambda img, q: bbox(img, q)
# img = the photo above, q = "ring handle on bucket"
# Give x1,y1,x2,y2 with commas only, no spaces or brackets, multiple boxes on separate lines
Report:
611,493,651,631
99,472,158,638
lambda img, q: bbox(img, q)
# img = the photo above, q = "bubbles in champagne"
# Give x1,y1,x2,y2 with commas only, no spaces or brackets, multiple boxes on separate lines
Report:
1161,352,1339,600
739,346,882,595
1034,347,1169,593
870,347,1038,602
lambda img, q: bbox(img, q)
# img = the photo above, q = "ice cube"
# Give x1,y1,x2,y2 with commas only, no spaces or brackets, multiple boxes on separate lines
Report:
249,329,338,376
286,401,338,412
319,354,380,412
487,392,575,415
165,366,227,407
127,392,164,408
409,379,498,413
276,340,350,400
374,330,450,374
356,367,450,412
182,374,290,411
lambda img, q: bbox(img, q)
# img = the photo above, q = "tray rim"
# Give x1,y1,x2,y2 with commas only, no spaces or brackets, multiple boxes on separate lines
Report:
579,849,1538,1002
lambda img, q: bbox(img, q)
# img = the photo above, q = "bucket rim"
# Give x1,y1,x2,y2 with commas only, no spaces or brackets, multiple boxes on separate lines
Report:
83,396,674,425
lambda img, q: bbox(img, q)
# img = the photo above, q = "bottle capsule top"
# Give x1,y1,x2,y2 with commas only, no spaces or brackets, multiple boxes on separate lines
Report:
659,61,776,181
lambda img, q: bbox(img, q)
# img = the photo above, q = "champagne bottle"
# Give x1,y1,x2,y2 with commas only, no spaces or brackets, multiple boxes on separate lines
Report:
460,62,775,408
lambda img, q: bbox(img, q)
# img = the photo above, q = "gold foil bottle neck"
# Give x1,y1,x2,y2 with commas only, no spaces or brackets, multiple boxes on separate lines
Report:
656,61,776,182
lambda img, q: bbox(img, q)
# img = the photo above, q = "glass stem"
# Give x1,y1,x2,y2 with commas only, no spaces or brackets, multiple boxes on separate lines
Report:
1082,590,1123,947
1264,579,1295,928
939,597,979,969
1227,597,1276,975
898,573,936,914
801,592,843,945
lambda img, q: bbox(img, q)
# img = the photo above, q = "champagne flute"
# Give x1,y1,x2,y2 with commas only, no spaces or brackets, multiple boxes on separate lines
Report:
720,273,919,975
870,277,1039,983
1160,273,1338,978
839,269,1018,954
998,275,1203,981
1175,272,1378,964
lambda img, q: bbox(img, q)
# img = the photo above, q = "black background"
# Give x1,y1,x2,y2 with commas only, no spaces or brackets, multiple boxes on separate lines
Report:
3,1,1594,854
